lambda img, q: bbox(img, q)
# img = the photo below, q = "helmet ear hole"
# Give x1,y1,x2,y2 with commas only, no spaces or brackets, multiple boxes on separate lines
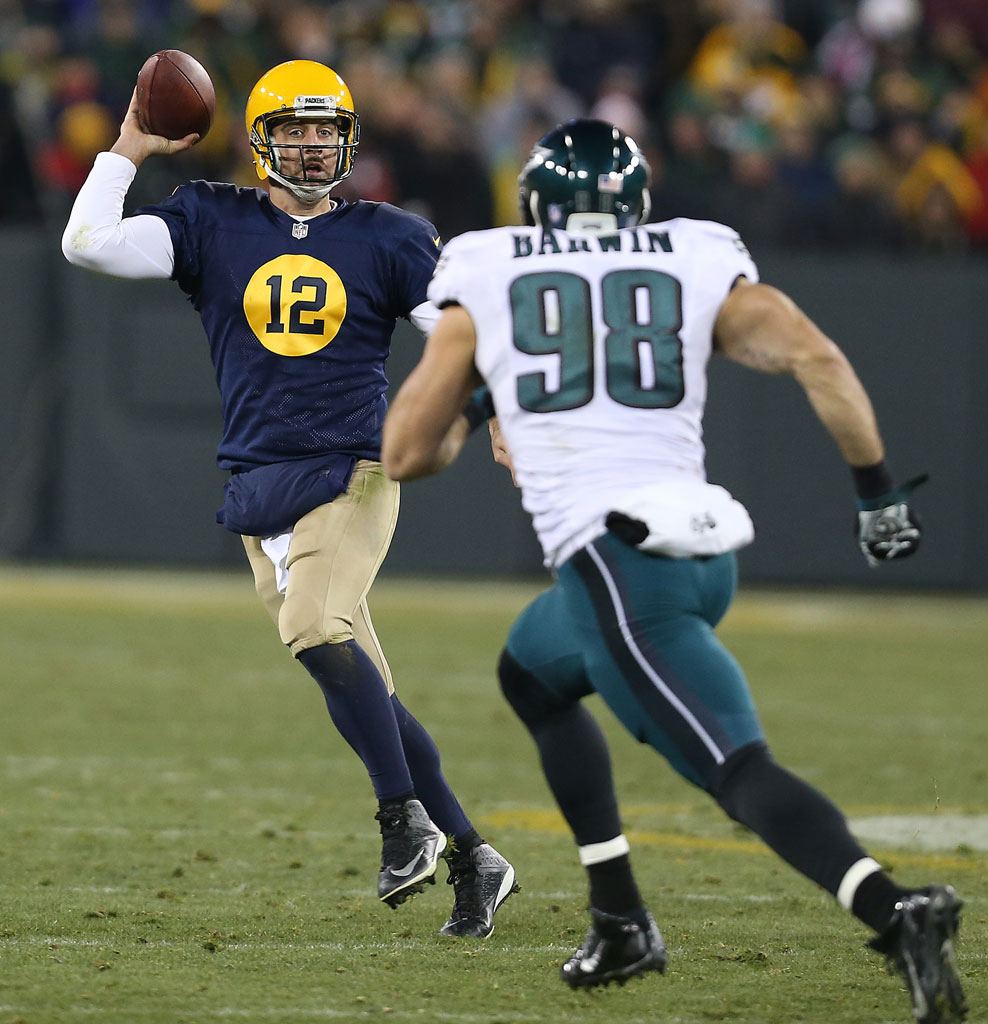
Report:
248,117,272,180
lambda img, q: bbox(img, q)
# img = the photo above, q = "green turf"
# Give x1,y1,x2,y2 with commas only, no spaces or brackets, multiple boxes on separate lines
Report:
0,567,985,1023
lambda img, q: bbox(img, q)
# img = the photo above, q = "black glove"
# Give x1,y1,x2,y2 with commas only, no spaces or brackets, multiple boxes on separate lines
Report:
856,474,928,568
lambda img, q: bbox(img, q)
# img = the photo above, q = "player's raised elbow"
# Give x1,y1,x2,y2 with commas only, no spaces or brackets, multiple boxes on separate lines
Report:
61,225,84,265
61,220,102,270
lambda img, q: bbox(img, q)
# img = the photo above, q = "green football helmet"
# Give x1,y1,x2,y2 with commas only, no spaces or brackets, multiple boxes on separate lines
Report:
518,119,651,232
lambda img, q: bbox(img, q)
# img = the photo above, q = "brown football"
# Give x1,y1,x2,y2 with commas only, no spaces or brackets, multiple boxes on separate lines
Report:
136,50,215,141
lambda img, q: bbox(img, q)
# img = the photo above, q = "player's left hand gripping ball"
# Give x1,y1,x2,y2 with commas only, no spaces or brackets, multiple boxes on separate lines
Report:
856,474,928,567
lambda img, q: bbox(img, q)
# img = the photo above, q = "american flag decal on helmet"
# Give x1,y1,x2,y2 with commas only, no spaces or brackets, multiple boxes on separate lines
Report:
598,173,623,194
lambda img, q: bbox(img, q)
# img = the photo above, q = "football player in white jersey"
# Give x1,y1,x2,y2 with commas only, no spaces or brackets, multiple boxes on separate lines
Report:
382,120,965,1021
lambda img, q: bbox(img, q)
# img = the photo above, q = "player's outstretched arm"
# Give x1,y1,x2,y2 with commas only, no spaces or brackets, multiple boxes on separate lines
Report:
714,279,924,566
714,279,884,467
383,305,482,480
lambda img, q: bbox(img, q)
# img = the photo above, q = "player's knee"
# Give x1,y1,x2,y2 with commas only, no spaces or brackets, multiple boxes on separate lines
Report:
296,639,367,692
281,599,353,654
498,649,574,730
709,740,774,820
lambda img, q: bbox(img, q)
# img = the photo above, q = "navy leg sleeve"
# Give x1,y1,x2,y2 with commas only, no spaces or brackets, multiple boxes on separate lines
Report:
298,641,413,800
390,694,472,839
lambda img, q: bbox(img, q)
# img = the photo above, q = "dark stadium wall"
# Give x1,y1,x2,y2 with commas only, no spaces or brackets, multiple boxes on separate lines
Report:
5,236,986,588
0,232,57,556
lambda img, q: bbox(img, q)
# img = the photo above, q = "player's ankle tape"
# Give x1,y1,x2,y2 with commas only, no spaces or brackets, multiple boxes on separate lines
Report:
579,834,631,866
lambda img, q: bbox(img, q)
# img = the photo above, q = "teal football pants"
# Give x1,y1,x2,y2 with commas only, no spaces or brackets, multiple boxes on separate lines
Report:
505,533,764,791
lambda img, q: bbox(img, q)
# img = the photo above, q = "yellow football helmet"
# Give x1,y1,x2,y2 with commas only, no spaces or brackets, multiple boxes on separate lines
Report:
245,60,359,200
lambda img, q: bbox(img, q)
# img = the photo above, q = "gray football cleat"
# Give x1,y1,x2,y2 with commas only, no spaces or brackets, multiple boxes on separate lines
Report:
375,799,447,908
440,842,519,938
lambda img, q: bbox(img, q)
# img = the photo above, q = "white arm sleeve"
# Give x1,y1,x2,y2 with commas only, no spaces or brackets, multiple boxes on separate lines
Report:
408,299,442,338
61,151,175,279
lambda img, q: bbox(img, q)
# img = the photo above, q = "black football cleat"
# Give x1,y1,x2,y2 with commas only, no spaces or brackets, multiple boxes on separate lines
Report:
439,842,519,938
375,798,447,908
561,907,667,989
868,885,967,1023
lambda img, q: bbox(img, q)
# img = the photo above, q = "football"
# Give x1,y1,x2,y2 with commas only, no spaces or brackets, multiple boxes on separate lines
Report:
136,50,215,141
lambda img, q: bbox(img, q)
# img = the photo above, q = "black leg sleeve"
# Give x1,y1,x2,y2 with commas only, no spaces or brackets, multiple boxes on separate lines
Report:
711,741,871,898
498,650,622,847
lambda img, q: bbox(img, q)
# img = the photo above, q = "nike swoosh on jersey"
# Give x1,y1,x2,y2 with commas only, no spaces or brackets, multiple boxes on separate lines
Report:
390,852,424,877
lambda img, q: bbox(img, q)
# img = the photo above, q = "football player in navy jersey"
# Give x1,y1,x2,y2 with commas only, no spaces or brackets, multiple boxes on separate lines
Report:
62,59,517,938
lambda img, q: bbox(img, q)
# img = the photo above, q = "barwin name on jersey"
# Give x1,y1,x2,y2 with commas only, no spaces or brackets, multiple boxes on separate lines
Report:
512,228,673,258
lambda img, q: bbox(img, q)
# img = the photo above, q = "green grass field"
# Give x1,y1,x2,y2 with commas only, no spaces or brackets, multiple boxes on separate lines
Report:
0,566,985,1024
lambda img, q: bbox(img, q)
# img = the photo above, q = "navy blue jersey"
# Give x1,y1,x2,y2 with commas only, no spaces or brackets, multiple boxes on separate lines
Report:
137,182,440,471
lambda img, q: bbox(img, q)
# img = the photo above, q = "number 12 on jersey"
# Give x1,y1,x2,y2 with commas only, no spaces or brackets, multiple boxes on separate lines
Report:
509,269,685,412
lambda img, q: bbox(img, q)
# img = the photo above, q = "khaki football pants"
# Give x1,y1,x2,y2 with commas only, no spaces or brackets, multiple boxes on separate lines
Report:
242,460,399,694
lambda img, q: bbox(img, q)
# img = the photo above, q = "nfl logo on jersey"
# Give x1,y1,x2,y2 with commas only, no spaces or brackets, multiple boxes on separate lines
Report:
292,221,308,239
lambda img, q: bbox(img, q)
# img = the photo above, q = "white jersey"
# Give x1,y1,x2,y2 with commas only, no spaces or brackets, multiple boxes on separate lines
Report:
428,218,759,567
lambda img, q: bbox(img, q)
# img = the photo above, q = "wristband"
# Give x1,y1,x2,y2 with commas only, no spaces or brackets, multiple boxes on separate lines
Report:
850,460,894,501
462,385,496,433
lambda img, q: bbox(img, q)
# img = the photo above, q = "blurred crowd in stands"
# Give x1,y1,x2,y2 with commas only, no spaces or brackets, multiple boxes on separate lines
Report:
4,0,988,254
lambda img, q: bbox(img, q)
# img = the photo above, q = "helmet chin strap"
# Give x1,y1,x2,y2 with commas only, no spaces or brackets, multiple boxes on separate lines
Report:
266,164,337,203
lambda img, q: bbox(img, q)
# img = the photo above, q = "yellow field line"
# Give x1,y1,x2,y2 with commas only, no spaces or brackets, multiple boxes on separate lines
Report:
480,808,987,874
